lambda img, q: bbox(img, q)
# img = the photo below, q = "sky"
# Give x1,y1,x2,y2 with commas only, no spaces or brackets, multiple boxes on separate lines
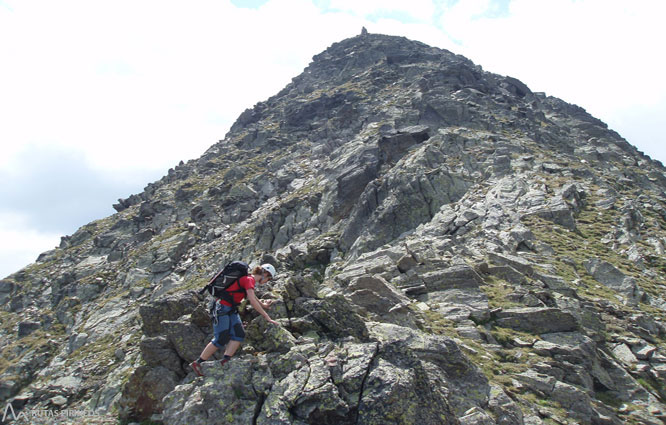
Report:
1,0,665,278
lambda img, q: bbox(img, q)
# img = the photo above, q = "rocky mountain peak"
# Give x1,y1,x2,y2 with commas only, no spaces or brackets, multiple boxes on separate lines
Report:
1,32,666,424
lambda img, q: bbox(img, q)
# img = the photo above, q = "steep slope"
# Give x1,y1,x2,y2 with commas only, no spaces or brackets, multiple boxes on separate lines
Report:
1,31,666,424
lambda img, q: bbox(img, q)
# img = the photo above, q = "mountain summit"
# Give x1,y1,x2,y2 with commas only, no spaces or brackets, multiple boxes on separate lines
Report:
2,32,666,424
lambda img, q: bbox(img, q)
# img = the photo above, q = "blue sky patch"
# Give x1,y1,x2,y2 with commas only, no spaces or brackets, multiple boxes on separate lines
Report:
231,0,270,9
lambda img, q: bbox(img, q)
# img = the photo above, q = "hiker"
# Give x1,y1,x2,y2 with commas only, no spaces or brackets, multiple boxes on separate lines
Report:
190,263,278,376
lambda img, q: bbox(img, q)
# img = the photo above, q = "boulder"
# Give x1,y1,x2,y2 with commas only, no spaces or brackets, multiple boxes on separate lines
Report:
487,384,523,425
259,354,350,424
139,291,201,336
358,352,454,424
245,318,297,354
424,289,490,323
293,294,369,341
612,343,638,365
422,264,484,291
0,279,15,305
334,342,379,407
118,365,180,421
367,322,490,416
378,125,431,164
459,407,495,425
162,357,272,425
487,252,535,277
524,201,576,230
140,336,183,375
17,321,40,337
633,343,656,360
345,275,411,317
162,320,209,363
481,264,528,286
287,359,350,423
494,308,578,334
397,255,419,273
550,381,597,423
584,258,646,303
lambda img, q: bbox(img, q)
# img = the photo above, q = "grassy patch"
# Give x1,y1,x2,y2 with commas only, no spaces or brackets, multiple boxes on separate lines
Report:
490,326,540,348
69,325,142,372
415,308,457,337
637,376,666,401
595,390,623,408
0,326,65,376
166,275,209,295
479,276,523,309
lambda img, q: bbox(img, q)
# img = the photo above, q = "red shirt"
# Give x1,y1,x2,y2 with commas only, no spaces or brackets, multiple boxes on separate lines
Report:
219,275,255,306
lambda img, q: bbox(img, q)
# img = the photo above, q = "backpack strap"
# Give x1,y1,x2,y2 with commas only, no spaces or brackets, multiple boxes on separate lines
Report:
219,277,247,308
199,268,225,295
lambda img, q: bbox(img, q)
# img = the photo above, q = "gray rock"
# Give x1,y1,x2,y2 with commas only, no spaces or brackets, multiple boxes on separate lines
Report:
378,125,430,164
293,294,369,341
114,348,126,361
633,344,656,360
367,322,489,416
68,332,89,354
397,254,418,273
523,199,577,230
258,352,349,424
515,369,557,394
424,289,490,323
118,365,180,421
0,279,15,305
162,320,208,363
550,381,596,423
488,384,523,425
17,321,40,337
245,317,297,354
162,357,272,425
494,308,578,334
487,252,535,277
139,291,201,336
422,264,484,291
346,275,411,318
124,268,152,288
612,343,638,365
584,258,646,303
459,407,495,425
0,379,20,401
480,264,528,285
140,336,183,375
357,351,454,424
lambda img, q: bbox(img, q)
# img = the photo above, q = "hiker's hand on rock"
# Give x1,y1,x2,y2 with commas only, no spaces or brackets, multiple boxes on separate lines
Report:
267,318,279,326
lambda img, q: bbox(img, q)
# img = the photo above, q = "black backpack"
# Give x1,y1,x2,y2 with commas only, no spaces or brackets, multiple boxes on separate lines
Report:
199,261,250,303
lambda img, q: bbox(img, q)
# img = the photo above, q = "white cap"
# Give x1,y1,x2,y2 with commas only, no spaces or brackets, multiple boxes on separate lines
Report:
261,263,277,279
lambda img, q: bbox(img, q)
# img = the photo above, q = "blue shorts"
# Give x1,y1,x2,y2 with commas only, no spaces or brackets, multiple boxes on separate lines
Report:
211,304,245,347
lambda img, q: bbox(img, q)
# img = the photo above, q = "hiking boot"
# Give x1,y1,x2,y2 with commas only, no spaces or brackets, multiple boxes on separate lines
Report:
220,357,230,367
190,360,204,376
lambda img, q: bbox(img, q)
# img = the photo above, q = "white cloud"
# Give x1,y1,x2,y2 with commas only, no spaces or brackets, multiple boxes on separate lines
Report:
328,0,437,22
0,212,62,279
0,0,368,172
439,0,666,148
3,0,662,173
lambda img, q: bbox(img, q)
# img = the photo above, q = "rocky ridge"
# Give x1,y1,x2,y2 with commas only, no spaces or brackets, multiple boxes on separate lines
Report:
1,31,666,424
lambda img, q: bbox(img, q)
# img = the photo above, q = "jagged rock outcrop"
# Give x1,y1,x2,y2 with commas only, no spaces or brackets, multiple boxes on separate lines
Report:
2,31,666,424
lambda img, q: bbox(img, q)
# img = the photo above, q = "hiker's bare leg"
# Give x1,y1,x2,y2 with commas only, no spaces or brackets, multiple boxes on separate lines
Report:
200,342,219,361
224,340,241,357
